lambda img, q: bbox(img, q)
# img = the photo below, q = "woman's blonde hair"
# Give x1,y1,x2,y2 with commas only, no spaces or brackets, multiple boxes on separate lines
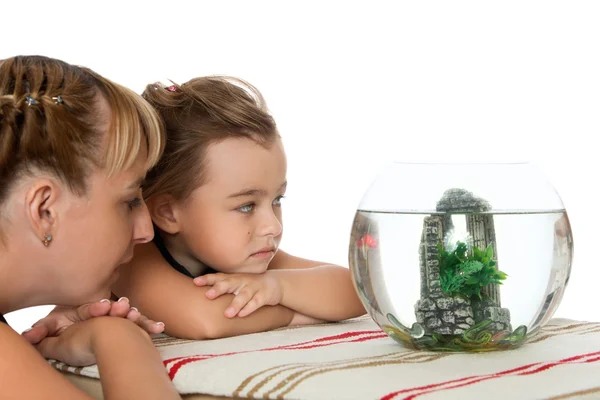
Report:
0,55,164,204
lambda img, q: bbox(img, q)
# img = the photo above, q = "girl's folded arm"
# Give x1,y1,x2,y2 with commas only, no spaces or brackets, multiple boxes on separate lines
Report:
268,250,366,321
112,243,294,340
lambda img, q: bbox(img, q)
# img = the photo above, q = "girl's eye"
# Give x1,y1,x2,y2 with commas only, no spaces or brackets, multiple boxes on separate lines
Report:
273,195,285,207
127,197,143,211
237,203,255,213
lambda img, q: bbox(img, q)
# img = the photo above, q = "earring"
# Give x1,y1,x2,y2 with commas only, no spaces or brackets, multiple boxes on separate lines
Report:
42,234,52,247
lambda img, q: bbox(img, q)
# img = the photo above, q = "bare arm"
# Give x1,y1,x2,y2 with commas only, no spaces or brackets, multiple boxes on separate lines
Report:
0,324,93,399
0,319,178,400
268,250,366,321
112,243,295,340
90,318,178,400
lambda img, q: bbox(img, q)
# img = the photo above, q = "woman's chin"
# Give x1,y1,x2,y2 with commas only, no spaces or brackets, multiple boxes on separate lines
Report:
108,267,121,284
80,286,114,305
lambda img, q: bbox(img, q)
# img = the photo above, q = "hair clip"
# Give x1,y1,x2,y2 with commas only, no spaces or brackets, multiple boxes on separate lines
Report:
26,96,37,106
166,85,178,92
52,95,63,104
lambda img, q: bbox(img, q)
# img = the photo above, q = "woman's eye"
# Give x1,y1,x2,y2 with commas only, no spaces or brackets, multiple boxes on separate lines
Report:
127,197,142,211
273,195,285,207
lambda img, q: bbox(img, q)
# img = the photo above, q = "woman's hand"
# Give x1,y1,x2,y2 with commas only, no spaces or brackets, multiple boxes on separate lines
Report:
34,317,147,366
22,298,164,345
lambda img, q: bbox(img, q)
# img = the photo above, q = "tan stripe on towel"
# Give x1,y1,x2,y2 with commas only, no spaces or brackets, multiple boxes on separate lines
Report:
273,353,448,399
237,351,446,399
527,327,600,345
233,350,427,396
153,335,197,348
548,386,600,399
541,322,600,333
243,352,419,397
48,360,84,376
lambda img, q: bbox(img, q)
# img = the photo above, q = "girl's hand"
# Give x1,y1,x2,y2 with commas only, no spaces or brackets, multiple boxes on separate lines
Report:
193,272,283,318
22,298,165,345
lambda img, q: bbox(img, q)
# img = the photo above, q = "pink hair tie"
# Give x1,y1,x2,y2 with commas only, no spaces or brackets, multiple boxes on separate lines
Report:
166,85,178,92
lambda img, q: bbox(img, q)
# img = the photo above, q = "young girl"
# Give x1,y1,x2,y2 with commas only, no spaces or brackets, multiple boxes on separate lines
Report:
0,56,179,398
112,76,365,339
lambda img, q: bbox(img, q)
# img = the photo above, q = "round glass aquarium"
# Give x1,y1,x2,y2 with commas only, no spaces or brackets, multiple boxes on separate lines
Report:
349,162,573,352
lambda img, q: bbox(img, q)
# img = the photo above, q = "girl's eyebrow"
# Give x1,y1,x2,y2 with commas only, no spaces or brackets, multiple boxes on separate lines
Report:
227,181,287,199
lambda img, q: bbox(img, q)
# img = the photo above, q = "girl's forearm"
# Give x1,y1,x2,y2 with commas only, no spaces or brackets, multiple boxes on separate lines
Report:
273,266,366,321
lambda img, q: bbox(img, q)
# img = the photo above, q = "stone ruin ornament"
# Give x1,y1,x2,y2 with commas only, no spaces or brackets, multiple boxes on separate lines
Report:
391,188,528,351
414,188,512,336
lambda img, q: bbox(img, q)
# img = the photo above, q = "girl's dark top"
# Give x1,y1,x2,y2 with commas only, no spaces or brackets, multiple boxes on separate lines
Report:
152,229,216,278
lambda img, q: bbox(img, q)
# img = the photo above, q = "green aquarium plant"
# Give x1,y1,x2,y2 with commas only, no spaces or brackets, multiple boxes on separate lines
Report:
437,241,508,300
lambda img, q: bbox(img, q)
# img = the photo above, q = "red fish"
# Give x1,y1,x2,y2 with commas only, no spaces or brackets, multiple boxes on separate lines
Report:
356,233,377,248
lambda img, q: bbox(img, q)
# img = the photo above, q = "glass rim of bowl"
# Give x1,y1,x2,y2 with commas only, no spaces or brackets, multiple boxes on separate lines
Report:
392,160,531,165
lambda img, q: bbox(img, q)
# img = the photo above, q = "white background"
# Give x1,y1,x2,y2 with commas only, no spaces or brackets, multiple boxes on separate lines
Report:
2,1,599,333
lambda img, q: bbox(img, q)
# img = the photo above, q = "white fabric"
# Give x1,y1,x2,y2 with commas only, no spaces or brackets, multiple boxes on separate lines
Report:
50,316,600,399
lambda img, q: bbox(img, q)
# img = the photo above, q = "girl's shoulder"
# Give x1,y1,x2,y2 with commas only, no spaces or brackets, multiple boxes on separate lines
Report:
268,250,329,270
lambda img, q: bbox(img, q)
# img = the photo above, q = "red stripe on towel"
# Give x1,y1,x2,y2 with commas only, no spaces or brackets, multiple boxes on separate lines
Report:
380,351,600,400
165,329,387,380
165,329,383,364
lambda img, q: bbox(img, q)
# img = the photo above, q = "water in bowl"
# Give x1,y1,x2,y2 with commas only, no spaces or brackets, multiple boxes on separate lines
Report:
349,209,572,352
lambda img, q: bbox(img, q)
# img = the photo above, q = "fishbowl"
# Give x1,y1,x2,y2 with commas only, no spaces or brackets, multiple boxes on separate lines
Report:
349,162,573,352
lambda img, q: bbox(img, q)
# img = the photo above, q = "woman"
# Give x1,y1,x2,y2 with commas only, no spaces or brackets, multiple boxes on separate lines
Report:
0,56,179,399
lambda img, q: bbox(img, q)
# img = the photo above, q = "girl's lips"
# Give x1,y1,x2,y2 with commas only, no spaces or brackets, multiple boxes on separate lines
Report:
251,248,276,259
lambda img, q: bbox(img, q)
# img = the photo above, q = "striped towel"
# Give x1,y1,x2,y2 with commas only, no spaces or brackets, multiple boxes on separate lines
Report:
50,316,600,399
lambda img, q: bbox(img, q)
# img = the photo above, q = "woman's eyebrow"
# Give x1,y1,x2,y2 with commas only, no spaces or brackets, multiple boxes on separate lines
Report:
127,176,145,189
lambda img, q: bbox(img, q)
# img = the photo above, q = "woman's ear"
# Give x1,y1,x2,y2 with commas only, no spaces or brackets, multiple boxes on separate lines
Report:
25,178,60,245
146,194,182,235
